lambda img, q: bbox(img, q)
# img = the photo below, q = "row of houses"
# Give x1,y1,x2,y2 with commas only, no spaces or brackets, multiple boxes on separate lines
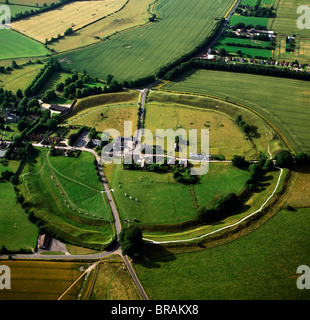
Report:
203,53,306,72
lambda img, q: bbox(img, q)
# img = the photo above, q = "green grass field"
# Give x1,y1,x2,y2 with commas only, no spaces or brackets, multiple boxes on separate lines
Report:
110,162,249,227
229,14,270,27
20,148,114,250
48,152,112,219
240,0,274,5
5,4,39,17
0,160,38,252
215,36,272,58
57,0,235,81
0,0,56,6
0,29,49,60
134,207,310,300
0,63,42,92
163,69,310,154
0,181,38,252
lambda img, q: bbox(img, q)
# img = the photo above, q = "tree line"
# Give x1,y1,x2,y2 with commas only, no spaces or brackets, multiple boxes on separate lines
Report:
24,58,62,98
164,58,310,81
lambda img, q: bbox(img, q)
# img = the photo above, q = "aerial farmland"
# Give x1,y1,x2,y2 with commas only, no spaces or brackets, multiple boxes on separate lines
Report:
0,0,310,307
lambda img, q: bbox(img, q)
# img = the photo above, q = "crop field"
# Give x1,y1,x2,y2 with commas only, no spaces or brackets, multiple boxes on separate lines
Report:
284,168,310,208
0,261,86,300
0,63,42,92
144,98,255,159
110,163,249,227
268,0,310,38
57,0,235,81
20,148,114,250
162,69,310,154
273,37,310,64
134,208,310,300
89,257,142,300
12,0,128,43
0,29,48,60
49,0,155,52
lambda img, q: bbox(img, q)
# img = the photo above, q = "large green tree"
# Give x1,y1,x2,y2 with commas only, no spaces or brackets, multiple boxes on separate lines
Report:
119,226,143,257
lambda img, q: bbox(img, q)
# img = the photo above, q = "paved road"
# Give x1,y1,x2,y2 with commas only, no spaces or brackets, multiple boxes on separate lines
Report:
197,0,242,57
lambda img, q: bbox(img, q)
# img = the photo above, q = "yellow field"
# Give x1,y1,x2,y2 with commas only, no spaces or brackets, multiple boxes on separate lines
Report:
0,63,42,92
273,37,310,64
144,100,256,159
67,103,139,136
285,169,310,208
12,0,127,43
49,0,155,52
0,261,85,300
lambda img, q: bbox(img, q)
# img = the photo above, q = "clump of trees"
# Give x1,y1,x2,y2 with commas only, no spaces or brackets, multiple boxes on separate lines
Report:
235,1,276,18
173,162,200,184
235,115,259,138
275,150,294,168
232,153,274,192
197,192,241,224
119,226,143,257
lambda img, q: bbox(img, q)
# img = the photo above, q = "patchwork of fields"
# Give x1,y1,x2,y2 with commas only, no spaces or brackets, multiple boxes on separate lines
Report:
56,0,235,81
48,0,156,52
12,0,128,43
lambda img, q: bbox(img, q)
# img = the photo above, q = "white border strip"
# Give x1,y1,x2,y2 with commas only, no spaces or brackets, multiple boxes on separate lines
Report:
143,166,284,244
